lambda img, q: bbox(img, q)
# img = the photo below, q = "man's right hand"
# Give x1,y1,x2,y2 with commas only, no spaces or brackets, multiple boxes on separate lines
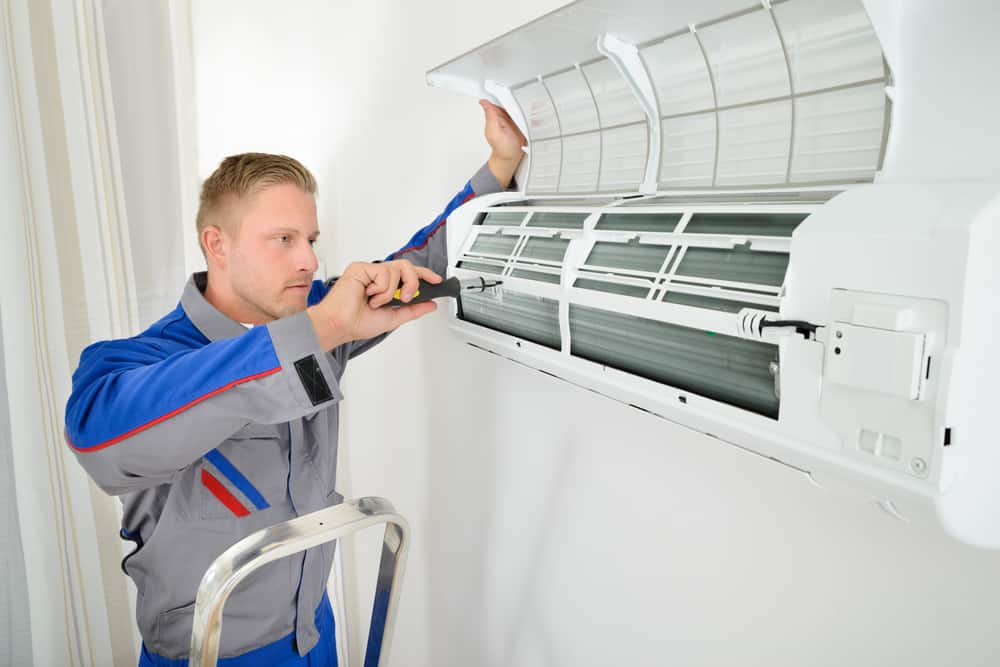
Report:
306,260,442,350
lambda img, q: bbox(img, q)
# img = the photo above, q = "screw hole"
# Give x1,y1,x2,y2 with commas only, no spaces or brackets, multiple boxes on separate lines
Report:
834,347,841,355
678,395,687,404
515,341,521,348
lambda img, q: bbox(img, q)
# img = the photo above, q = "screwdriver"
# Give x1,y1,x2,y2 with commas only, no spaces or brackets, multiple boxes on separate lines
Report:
323,275,503,318
387,276,503,308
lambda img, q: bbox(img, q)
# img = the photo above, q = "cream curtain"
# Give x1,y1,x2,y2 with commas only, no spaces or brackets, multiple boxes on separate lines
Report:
0,317,33,666
0,0,196,664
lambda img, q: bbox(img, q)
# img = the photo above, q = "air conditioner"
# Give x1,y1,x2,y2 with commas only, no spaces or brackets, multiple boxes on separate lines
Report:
428,0,1000,548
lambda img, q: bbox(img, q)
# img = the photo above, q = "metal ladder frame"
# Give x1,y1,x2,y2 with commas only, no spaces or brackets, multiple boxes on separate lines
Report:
189,497,410,667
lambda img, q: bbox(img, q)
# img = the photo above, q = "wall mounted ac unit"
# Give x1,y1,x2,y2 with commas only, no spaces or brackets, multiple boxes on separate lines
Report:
428,0,1000,548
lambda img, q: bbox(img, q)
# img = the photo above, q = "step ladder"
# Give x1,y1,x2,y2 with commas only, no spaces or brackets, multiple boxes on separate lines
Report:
188,497,410,666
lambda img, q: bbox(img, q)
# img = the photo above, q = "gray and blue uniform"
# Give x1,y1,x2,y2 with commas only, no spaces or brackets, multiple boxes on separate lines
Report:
64,165,504,666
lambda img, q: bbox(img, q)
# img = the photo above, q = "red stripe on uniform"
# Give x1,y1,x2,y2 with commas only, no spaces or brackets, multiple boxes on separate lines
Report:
392,191,475,259
201,468,251,517
67,366,281,453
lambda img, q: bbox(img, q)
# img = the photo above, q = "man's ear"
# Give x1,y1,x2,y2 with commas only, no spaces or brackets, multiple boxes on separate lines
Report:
202,225,228,268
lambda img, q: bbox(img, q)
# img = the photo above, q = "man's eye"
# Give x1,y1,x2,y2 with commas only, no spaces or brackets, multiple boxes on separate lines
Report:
277,235,290,244
308,239,317,247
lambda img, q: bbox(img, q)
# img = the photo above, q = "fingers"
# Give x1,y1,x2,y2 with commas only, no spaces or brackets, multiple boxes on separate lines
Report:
355,262,385,296
479,98,498,118
363,260,441,308
390,262,442,305
493,105,515,127
480,99,528,159
413,265,442,284
318,261,441,346
480,99,511,132
387,300,438,329
365,263,400,308
499,106,527,146
481,99,520,133
397,260,421,303
483,102,512,135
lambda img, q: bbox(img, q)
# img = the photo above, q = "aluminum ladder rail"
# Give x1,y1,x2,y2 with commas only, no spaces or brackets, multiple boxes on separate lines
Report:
189,497,410,666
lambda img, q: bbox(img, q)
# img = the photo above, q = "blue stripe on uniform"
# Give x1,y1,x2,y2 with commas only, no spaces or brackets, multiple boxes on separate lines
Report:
385,180,474,261
204,449,270,510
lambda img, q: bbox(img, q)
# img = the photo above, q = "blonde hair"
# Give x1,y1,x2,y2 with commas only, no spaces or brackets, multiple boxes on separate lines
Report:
196,152,318,252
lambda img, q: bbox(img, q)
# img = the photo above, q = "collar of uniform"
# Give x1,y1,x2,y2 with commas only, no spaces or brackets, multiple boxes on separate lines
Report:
180,272,249,342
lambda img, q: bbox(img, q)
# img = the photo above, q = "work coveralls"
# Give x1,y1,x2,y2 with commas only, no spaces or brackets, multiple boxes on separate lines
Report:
64,164,504,666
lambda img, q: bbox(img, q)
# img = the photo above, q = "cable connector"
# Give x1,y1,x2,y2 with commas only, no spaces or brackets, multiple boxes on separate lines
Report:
736,308,820,341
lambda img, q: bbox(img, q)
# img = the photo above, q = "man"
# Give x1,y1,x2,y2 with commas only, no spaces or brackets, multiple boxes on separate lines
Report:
64,100,526,666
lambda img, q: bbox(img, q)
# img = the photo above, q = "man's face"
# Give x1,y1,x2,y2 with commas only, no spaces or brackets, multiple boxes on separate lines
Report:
223,183,320,323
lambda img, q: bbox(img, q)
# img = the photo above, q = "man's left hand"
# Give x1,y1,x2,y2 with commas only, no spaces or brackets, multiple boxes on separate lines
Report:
480,99,527,188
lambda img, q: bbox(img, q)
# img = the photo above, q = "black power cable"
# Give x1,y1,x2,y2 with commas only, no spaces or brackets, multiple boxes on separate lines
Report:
759,319,821,338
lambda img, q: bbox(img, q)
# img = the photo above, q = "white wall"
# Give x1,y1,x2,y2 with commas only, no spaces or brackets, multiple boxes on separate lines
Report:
191,2,1000,665
191,0,352,280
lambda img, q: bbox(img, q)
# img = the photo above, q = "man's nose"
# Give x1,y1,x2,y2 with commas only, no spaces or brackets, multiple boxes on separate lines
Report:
297,241,319,274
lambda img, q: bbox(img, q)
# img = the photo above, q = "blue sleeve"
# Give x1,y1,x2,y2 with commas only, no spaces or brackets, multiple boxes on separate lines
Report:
384,162,508,267
384,181,475,263
65,311,343,495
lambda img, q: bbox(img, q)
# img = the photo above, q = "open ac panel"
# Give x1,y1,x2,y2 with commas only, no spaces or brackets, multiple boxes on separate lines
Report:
429,0,1000,547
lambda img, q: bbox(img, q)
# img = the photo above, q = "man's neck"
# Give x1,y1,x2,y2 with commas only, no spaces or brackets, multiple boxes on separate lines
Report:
199,271,269,325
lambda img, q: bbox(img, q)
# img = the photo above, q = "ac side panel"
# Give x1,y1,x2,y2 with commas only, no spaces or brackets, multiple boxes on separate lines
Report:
781,184,1000,546
936,193,1000,547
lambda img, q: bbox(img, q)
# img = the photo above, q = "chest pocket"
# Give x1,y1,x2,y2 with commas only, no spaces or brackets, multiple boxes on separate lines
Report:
200,423,289,519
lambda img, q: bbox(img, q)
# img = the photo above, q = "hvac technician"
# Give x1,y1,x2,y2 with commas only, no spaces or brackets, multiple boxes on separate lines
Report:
64,100,526,667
